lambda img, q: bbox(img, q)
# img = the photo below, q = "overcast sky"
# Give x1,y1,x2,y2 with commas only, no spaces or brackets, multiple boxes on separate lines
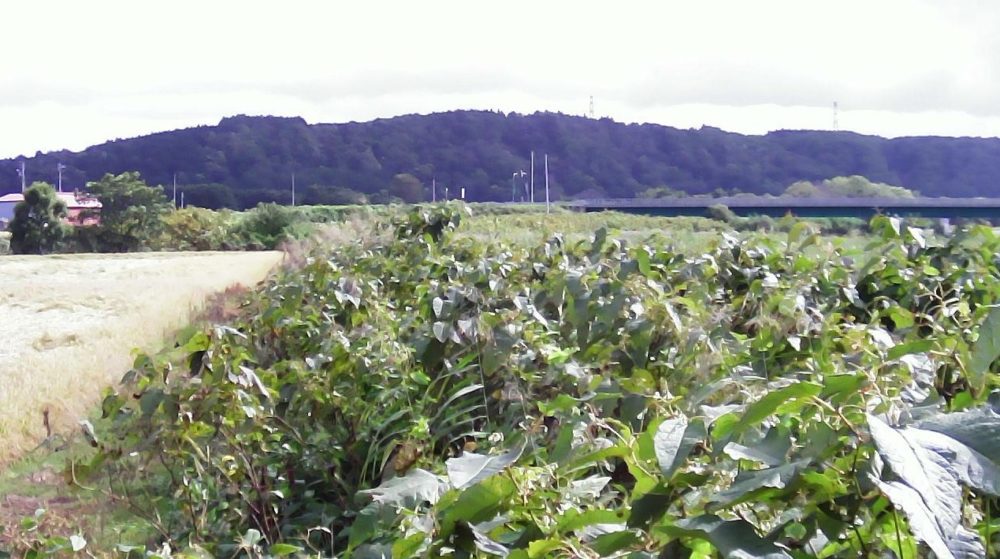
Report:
2,0,999,158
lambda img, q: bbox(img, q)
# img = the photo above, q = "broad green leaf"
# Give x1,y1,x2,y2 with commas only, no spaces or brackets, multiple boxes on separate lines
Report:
888,339,933,360
358,469,447,509
139,388,165,417
392,533,426,559
656,514,792,559
241,529,262,548
588,529,640,555
787,221,810,246
635,249,652,277
590,227,608,259
868,414,996,558
916,398,1000,461
627,491,671,528
652,416,705,479
722,426,791,466
353,543,393,559
526,538,562,558
432,321,451,343
270,543,304,556
470,523,510,557
443,475,516,527
716,382,821,440
446,443,524,490
873,479,984,559
710,460,809,508
555,509,625,533
970,306,1000,393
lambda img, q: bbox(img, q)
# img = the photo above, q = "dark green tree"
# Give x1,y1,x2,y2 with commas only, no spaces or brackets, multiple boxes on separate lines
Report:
9,182,68,254
234,203,296,249
389,173,424,203
87,172,171,252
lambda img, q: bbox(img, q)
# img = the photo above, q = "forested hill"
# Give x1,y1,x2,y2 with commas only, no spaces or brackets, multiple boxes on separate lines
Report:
4,110,1000,208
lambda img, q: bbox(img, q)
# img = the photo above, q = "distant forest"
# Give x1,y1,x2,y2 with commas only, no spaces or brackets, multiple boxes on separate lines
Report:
3,110,1000,209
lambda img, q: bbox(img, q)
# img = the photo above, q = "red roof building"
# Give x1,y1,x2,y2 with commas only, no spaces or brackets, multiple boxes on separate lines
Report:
0,191,102,228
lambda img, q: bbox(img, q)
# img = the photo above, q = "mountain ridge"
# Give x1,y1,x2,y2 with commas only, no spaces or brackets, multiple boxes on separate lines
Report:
3,110,1000,208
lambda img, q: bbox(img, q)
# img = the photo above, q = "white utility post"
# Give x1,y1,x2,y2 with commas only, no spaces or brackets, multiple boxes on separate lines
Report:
16,161,25,192
530,151,535,203
57,163,66,193
545,154,551,214
432,177,437,202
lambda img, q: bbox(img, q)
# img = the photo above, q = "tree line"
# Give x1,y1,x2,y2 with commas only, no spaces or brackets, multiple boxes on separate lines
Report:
3,111,1000,209
6,172,311,254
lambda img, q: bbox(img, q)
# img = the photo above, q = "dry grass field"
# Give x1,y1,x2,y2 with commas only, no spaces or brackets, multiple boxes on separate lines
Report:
0,251,282,462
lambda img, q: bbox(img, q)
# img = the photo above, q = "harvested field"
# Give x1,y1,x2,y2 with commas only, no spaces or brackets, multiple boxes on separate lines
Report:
0,251,282,462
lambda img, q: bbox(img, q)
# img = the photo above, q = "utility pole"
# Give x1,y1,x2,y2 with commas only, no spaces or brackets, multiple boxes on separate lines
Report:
291,173,296,206
511,171,517,202
172,173,178,208
57,163,66,193
16,161,25,192
545,154,550,214
181,191,185,209
432,177,437,202
530,151,535,203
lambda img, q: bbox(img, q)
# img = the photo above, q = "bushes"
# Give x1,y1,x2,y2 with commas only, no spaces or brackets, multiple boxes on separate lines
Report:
156,207,236,251
707,203,739,224
705,204,867,235
231,203,306,250
153,204,319,252
155,204,310,251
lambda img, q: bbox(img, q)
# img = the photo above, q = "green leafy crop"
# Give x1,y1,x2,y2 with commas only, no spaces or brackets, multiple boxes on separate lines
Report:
60,210,1000,557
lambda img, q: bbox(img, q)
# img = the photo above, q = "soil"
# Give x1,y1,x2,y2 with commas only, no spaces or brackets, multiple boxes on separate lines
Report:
0,464,100,552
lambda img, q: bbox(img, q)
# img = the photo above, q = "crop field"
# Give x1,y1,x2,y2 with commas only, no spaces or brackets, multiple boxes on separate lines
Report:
0,251,282,462
4,208,1000,558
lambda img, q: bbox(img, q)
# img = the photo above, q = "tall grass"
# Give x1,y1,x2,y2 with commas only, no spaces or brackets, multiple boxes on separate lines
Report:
460,211,729,250
0,251,281,463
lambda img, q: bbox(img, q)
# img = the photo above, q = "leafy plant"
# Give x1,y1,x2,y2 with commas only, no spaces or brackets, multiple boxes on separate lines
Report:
45,210,1000,557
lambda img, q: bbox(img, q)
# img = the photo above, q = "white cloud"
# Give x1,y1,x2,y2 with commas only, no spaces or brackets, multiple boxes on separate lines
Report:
1,0,998,157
